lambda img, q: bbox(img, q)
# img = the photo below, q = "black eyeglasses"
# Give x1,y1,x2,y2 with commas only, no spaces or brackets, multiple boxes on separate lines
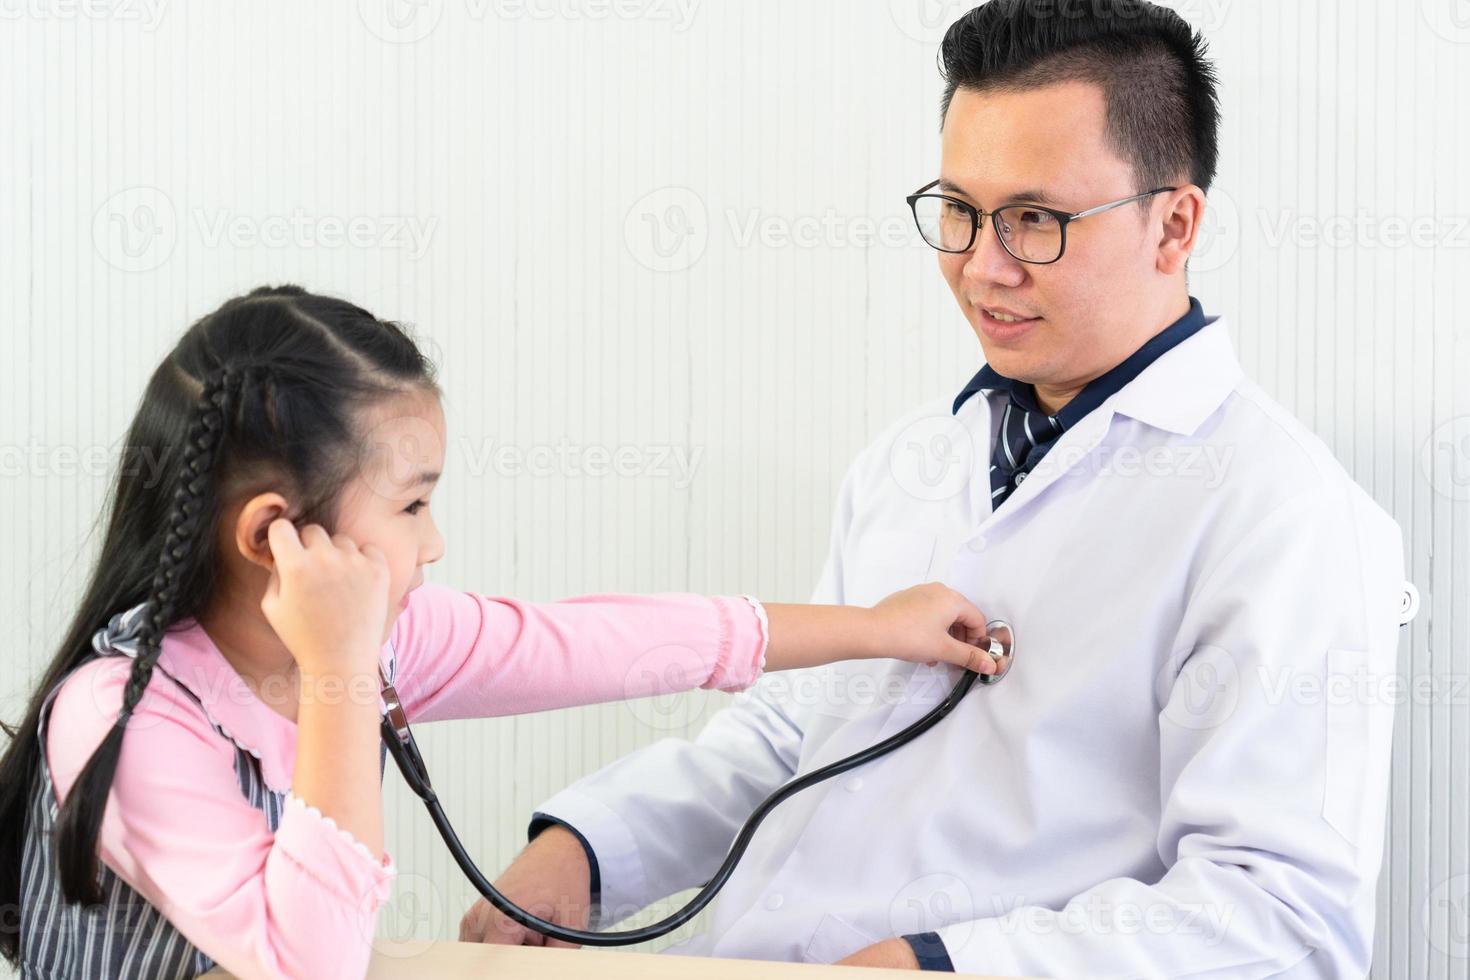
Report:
905,180,1178,264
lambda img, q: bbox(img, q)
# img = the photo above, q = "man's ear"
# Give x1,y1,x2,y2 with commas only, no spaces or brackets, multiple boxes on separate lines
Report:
1156,185,1207,277
234,493,294,570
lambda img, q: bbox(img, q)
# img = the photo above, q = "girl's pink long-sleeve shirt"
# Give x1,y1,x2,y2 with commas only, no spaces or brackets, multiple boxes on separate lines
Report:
44,586,770,979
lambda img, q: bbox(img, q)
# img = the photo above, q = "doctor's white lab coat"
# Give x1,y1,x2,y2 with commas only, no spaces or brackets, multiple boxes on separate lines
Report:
535,313,1407,978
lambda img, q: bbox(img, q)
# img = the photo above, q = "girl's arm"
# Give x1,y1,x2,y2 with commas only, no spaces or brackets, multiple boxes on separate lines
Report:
763,583,996,672
261,520,393,863
47,657,393,980
392,582,996,724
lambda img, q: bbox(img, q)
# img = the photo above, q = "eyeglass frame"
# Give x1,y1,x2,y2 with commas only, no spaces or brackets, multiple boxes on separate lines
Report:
905,180,1179,264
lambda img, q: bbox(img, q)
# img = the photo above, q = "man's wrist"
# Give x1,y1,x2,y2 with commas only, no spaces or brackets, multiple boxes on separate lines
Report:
902,932,956,971
528,815,600,905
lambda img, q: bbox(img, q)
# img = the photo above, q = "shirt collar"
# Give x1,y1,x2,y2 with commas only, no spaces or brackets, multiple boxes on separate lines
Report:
1106,312,1242,435
952,296,1212,429
92,603,395,793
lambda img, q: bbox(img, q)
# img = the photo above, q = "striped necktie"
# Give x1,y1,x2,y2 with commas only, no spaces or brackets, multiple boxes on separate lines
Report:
989,388,1064,511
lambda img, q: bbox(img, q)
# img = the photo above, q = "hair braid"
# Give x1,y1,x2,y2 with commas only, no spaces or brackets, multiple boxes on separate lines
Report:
54,366,237,903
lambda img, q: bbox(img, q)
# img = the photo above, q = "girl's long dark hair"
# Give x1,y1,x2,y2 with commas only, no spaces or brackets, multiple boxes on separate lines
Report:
0,285,438,965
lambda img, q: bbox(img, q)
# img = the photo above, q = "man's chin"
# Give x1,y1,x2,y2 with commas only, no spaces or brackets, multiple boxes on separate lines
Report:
973,334,1037,380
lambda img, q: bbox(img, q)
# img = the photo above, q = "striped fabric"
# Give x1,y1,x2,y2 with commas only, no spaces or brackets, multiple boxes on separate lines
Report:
19,606,394,979
951,296,1212,514
987,388,1064,510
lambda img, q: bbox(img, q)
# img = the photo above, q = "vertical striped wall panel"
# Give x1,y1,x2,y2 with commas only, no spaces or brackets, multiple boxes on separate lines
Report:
1,2,1465,975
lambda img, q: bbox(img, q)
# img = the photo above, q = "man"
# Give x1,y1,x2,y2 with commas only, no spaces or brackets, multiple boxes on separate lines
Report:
461,1,1406,974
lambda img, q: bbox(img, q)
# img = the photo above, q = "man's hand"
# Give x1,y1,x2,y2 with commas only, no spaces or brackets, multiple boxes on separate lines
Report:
458,826,592,948
836,937,922,970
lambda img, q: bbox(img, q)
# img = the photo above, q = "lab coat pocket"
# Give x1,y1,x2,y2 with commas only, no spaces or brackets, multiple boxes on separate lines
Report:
843,530,937,607
802,912,881,964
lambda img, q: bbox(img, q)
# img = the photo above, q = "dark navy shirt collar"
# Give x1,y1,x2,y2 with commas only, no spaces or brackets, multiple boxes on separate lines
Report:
951,296,1210,425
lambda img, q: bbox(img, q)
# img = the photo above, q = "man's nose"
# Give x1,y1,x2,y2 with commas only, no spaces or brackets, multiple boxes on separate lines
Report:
962,216,1026,289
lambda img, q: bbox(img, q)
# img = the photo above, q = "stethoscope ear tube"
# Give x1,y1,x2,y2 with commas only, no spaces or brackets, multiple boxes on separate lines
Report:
381,619,1016,947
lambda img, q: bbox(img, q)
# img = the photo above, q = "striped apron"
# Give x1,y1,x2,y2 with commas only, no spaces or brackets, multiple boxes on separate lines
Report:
19,623,395,979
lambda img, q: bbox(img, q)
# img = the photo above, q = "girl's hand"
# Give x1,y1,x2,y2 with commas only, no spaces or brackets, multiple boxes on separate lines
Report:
867,583,1001,675
260,518,390,676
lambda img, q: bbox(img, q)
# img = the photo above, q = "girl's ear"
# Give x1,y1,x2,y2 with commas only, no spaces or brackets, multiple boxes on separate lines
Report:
235,492,293,569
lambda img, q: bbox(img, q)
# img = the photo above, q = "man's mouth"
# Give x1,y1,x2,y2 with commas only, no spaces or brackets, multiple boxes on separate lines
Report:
976,306,1042,340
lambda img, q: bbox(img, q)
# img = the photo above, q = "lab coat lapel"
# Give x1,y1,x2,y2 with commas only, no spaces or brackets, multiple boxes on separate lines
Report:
955,367,1119,535
977,403,1118,532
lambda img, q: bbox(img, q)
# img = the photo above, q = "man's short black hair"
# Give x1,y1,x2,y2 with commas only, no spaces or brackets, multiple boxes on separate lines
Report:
939,0,1221,197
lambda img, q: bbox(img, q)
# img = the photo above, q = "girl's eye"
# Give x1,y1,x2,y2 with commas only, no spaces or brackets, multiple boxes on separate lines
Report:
404,500,428,516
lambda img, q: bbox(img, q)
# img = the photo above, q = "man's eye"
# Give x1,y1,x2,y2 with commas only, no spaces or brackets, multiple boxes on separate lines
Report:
404,500,428,515
1016,208,1057,227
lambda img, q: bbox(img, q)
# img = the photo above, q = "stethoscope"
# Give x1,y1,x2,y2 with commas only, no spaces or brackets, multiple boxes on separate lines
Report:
379,619,1016,947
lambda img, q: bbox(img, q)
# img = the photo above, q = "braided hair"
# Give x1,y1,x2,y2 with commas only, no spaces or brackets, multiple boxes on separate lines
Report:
0,286,439,955
52,367,234,902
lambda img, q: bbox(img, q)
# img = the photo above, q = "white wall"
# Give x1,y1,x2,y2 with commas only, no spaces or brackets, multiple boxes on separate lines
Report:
2,1,1466,976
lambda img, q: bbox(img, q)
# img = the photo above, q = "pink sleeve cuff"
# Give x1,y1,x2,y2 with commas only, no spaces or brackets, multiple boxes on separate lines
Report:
274,793,396,909
700,595,770,693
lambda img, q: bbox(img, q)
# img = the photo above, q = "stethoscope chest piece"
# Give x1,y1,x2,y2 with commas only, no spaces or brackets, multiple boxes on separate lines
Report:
978,619,1016,685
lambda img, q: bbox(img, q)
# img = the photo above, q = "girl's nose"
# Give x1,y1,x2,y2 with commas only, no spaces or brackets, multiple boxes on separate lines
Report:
421,521,446,565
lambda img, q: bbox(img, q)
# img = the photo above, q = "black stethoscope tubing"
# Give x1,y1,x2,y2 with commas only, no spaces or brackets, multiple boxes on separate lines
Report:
380,620,1015,947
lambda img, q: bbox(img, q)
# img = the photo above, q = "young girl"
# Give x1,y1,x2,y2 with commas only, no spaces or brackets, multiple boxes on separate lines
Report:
0,286,998,980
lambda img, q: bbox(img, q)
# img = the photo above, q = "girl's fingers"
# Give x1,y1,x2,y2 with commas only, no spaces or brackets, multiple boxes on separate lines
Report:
949,638,997,674
946,592,989,637
299,523,330,549
266,518,304,565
